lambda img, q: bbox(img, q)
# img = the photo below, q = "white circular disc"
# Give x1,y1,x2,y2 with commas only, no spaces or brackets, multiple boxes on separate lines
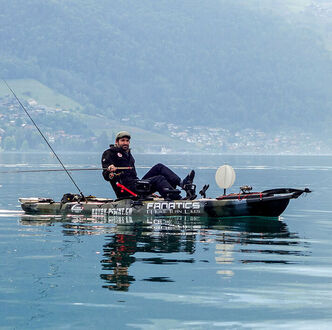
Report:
215,165,236,189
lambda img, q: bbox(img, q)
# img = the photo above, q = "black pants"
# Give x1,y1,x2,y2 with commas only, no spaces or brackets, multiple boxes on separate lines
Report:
142,163,181,198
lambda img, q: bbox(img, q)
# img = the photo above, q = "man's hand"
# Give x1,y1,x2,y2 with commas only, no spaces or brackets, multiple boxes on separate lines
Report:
107,165,117,172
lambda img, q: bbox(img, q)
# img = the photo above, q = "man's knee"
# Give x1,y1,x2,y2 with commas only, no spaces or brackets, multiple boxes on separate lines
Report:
153,163,164,170
151,174,165,184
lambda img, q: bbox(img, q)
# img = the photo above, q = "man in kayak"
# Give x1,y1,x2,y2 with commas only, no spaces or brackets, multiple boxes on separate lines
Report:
102,131,195,199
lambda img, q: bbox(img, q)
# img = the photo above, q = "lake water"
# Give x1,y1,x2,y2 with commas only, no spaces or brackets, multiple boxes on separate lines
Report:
0,152,331,329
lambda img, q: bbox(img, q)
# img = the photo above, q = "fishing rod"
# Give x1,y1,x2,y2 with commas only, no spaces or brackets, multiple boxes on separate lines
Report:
0,167,133,174
2,79,86,199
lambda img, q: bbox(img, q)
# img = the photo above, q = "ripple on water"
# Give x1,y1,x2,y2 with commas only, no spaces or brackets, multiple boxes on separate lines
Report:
0,210,24,217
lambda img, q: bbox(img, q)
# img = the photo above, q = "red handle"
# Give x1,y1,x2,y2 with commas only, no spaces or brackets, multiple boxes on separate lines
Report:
116,182,137,197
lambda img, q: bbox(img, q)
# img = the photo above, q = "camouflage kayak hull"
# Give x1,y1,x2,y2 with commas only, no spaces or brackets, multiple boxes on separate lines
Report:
19,188,310,218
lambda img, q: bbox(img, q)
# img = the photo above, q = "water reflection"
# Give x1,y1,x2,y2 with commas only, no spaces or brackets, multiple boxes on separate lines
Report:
101,232,137,291
20,215,309,291
100,218,198,291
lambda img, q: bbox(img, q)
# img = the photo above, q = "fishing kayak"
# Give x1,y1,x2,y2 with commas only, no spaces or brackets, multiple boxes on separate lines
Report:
19,188,310,218
3,85,311,219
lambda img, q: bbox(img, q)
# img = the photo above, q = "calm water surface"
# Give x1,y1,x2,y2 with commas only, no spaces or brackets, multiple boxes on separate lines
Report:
0,152,331,329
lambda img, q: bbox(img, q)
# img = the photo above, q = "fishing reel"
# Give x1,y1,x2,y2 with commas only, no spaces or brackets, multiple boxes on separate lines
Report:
109,172,122,180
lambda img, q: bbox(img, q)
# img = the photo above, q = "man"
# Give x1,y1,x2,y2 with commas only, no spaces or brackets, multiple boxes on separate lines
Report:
102,131,195,200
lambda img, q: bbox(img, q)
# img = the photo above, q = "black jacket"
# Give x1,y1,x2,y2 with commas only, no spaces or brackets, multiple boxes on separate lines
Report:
101,144,138,196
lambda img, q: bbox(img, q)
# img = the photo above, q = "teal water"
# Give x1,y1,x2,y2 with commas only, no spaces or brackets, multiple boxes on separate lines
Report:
0,152,331,329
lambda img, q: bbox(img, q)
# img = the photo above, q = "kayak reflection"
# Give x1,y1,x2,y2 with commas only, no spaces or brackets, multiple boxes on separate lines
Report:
20,215,308,292
100,218,197,291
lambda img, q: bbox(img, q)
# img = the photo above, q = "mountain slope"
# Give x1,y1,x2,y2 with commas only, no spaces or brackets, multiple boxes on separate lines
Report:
0,0,331,139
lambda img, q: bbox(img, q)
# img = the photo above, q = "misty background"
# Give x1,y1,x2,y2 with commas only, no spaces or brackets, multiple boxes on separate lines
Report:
0,0,331,153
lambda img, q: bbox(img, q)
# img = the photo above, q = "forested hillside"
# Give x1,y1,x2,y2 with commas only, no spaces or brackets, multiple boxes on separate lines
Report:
0,0,331,151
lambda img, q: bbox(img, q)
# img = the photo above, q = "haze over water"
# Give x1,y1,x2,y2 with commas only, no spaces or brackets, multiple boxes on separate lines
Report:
1,152,331,329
